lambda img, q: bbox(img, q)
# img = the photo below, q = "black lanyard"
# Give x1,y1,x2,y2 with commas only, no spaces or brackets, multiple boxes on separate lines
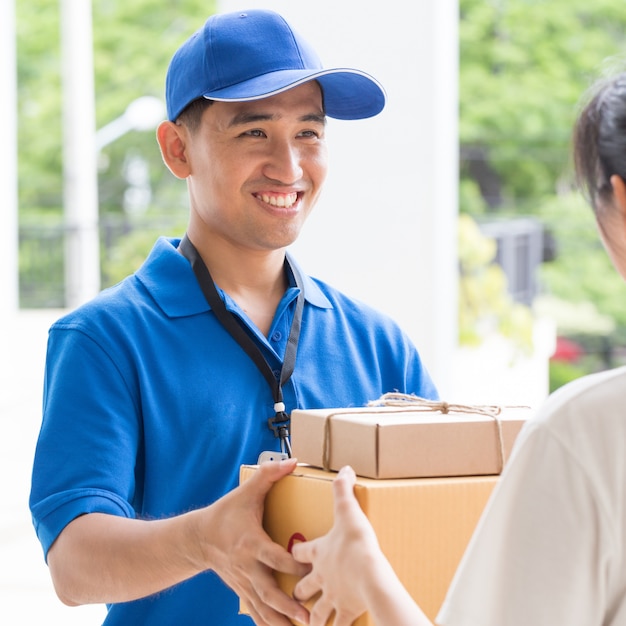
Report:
178,234,304,457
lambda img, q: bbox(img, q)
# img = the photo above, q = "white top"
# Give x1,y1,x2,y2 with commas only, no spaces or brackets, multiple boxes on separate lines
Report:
437,366,626,626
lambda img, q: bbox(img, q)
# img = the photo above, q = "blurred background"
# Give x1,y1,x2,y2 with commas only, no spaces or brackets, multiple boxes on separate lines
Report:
3,0,626,622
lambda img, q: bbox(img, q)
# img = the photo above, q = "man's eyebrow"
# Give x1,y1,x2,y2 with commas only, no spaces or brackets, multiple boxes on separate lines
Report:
228,112,274,127
301,113,327,125
227,111,327,127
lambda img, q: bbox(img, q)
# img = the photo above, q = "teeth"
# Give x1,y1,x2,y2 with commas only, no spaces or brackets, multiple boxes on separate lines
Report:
259,193,298,208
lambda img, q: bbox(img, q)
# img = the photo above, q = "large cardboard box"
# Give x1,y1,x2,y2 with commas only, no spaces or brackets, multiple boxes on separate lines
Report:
239,464,498,625
291,405,529,479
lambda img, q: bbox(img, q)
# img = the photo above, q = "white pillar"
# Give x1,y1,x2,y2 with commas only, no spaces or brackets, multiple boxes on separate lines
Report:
1,0,19,314
217,0,459,394
61,0,101,308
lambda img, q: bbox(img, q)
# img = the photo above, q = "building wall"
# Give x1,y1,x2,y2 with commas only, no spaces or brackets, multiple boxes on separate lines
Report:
218,0,460,395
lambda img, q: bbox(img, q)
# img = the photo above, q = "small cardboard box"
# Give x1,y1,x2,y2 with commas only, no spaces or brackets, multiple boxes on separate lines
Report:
239,464,498,625
291,405,529,479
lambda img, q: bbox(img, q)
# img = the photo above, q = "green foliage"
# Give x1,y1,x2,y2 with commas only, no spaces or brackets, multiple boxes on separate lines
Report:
460,0,626,211
16,1,214,306
458,178,489,215
16,2,63,209
458,214,534,352
16,0,626,351
548,331,617,392
90,0,214,215
537,192,626,329
103,216,187,287
16,0,215,218
460,0,626,386
548,359,588,393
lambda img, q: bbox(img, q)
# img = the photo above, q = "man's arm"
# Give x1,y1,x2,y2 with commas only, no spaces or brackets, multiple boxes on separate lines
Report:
48,458,310,626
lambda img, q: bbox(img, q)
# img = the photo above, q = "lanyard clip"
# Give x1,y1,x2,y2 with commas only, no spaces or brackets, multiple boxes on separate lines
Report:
268,402,292,458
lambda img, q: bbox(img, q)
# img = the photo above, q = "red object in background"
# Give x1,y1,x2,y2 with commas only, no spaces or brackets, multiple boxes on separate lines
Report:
552,336,583,363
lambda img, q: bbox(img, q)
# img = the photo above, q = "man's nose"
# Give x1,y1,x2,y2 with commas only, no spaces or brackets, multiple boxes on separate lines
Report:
262,140,304,183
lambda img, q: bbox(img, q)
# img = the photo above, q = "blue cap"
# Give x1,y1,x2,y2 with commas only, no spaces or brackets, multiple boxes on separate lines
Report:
165,9,386,122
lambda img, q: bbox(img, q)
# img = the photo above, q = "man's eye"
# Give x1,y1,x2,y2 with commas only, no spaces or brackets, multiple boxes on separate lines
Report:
299,130,320,138
242,129,265,138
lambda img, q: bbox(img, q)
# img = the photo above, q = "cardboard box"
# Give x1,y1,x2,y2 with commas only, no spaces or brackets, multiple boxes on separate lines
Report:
291,405,529,479
239,464,498,625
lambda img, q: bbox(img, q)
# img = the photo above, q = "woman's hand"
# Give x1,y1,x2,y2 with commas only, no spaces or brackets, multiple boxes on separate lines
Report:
292,465,432,626
291,466,381,626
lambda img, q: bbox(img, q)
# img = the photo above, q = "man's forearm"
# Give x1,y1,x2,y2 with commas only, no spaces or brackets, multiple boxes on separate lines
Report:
48,510,208,605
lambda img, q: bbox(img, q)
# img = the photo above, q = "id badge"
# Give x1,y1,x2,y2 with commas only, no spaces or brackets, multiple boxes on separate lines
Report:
257,450,289,464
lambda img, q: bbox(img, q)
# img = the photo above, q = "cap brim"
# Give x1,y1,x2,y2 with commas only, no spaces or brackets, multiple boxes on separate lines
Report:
204,68,386,120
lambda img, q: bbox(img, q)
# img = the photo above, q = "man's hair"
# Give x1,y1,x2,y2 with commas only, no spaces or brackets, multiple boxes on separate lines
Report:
176,98,214,133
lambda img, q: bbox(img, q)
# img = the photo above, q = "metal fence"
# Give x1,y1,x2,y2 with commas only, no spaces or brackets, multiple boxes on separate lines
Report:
478,217,548,306
19,224,66,308
21,216,547,309
19,216,181,308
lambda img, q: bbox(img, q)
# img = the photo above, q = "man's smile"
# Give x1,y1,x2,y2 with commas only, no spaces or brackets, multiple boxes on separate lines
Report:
254,191,300,209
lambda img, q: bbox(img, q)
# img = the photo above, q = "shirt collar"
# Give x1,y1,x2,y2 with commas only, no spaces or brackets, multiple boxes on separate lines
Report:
136,237,332,318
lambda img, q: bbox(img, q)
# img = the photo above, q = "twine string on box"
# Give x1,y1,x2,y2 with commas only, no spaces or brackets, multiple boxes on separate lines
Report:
368,392,504,416
367,392,508,474
321,408,399,472
321,393,528,474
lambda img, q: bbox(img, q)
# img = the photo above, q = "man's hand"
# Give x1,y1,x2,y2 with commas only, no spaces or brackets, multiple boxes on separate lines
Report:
48,458,311,625
198,457,311,626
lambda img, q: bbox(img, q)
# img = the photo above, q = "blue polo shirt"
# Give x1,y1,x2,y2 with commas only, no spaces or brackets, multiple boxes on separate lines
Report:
30,237,437,625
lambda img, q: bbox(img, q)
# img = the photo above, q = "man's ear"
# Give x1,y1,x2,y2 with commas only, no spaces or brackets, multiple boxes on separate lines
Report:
156,121,191,179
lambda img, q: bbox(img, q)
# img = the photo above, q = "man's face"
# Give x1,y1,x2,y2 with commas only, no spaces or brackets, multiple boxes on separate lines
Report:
183,81,328,253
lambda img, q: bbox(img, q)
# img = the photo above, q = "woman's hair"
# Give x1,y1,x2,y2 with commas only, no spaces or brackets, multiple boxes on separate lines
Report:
573,72,626,214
